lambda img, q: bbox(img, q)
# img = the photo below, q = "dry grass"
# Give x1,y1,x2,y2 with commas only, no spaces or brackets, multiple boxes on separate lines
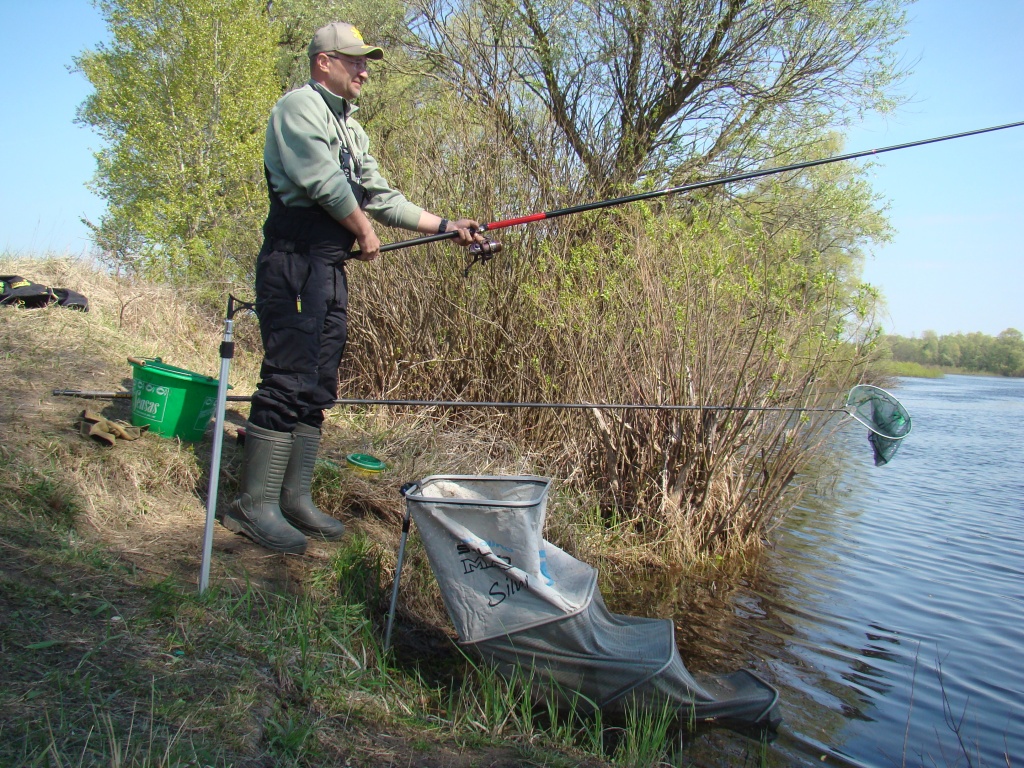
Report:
2,256,240,573
0,242,857,764
0,252,697,730
0,220,866,585
1,252,617,767
0,251,560,613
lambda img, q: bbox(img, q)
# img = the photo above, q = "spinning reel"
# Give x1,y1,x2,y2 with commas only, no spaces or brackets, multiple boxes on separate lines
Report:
464,238,503,276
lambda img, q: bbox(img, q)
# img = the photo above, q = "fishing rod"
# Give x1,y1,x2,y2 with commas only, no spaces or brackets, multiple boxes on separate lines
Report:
53,389,252,402
52,389,843,414
57,375,907,602
53,383,911,468
380,119,1024,271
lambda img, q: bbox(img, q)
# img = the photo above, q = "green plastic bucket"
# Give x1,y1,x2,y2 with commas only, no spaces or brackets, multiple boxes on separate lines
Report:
129,357,223,441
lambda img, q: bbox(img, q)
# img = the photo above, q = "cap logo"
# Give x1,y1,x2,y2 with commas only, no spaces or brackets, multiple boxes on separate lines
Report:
350,26,365,42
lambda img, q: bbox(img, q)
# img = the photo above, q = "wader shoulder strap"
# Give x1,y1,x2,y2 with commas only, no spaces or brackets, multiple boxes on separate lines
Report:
313,87,369,209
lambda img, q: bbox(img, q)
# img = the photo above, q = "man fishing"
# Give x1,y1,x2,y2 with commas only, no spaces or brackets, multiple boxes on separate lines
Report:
222,21,484,553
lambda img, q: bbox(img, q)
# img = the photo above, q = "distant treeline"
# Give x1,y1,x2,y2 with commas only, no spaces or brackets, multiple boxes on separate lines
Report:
883,328,1024,377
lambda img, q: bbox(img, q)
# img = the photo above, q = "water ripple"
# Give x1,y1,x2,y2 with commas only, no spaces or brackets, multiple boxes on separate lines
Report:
671,375,1024,766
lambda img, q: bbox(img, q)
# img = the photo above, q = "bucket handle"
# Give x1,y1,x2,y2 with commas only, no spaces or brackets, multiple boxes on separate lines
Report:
127,356,161,367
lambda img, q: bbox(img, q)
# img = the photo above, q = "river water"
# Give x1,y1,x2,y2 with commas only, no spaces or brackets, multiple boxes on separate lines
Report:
666,375,1024,766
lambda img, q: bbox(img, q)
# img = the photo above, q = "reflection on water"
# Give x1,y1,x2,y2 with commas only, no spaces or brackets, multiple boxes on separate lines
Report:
609,376,1024,766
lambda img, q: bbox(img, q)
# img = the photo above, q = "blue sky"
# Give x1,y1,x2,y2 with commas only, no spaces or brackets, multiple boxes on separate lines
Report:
845,1,1024,338
1,1,1021,337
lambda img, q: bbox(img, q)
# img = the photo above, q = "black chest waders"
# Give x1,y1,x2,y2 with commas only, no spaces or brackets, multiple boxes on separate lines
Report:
248,162,369,434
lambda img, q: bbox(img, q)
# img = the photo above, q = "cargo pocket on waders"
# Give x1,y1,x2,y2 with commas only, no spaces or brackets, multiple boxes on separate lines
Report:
262,311,320,375
256,249,321,375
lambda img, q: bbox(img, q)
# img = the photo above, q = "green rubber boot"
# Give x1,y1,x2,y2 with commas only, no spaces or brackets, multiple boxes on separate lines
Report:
222,424,307,554
281,423,346,540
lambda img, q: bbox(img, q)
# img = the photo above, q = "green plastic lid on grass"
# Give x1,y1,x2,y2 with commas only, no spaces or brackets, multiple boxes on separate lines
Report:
346,453,387,472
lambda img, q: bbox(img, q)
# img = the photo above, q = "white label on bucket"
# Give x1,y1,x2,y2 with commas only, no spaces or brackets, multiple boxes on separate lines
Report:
133,378,168,423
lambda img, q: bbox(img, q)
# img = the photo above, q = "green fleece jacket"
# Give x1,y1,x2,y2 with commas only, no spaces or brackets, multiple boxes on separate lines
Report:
263,80,424,230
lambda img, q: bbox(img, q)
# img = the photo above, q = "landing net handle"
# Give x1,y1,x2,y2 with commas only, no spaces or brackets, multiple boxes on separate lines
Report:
199,295,255,594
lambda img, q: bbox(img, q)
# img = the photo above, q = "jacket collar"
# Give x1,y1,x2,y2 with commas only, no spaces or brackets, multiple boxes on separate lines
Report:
308,79,359,119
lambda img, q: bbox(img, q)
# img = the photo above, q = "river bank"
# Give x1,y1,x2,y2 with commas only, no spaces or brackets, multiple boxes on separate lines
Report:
628,374,1022,765
1,259,789,765
7,256,1016,766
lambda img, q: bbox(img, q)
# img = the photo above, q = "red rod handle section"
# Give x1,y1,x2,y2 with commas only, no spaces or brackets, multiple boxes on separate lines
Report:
483,212,549,230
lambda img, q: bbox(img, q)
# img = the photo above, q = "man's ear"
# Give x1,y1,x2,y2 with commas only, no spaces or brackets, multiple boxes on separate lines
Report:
311,53,330,76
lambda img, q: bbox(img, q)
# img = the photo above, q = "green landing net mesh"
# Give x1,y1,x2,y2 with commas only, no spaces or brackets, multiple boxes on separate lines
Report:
845,384,913,466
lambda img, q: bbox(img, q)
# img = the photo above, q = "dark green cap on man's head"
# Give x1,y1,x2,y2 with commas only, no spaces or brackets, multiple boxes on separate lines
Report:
308,22,384,60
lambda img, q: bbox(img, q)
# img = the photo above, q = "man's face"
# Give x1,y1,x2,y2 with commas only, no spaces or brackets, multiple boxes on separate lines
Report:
321,53,369,100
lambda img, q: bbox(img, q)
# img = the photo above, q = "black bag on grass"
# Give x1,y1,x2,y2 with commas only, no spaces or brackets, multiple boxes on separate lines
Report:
0,275,89,311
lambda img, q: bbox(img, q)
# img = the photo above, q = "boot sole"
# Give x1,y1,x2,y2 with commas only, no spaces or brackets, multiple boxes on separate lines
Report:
288,526,345,541
219,513,308,554
282,516,346,541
